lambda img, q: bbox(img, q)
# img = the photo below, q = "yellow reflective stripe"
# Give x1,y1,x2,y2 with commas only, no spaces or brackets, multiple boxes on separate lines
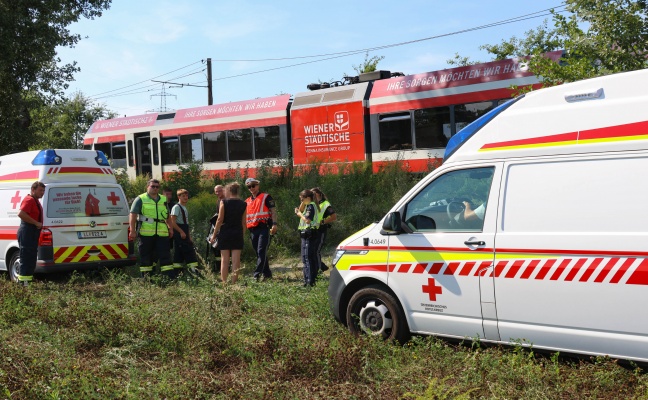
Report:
140,266,154,272
335,251,389,271
17,274,33,282
56,246,77,263
388,250,492,263
173,263,183,269
160,264,174,272
187,262,198,268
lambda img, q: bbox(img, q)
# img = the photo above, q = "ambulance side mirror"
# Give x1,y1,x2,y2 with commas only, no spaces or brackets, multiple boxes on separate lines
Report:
381,212,403,235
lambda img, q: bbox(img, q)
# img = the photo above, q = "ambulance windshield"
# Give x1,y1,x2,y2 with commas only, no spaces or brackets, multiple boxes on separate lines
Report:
443,96,523,161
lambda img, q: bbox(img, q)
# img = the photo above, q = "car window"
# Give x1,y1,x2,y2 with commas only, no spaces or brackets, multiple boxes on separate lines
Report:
403,167,494,232
46,186,129,218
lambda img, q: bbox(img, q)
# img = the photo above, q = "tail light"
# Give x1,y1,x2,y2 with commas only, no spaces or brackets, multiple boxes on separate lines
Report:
39,228,53,246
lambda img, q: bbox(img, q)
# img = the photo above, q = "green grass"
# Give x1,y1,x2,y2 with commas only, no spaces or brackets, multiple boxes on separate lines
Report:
1,266,647,399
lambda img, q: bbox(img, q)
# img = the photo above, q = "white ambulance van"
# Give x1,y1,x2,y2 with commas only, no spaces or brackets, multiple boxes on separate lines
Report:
0,149,136,281
328,67,648,363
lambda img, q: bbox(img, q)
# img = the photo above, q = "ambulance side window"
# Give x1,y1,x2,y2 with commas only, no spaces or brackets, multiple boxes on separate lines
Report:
403,167,494,232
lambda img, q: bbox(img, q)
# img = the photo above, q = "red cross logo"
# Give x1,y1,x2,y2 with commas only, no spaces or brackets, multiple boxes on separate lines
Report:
422,278,443,301
106,191,120,205
10,191,21,209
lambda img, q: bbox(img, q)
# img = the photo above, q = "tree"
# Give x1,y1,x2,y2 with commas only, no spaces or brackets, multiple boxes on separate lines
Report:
30,92,116,150
472,0,647,85
353,52,386,74
0,0,112,155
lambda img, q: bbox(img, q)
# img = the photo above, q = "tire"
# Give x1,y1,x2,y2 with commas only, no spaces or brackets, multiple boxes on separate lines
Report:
346,285,410,343
8,251,20,283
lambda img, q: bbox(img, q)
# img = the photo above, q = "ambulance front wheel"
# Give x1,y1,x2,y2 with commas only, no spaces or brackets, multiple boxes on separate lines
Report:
8,252,20,282
346,285,410,343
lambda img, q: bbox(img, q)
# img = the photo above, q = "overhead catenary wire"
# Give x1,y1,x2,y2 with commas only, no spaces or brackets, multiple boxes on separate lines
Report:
92,3,568,100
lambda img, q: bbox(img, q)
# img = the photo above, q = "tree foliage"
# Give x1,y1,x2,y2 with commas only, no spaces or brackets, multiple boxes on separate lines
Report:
0,0,112,155
353,52,386,74
479,0,648,85
30,92,116,150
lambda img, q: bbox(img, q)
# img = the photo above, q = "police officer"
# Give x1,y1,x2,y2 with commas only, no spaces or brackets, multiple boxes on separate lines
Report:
16,181,45,285
311,187,336,272
129,179,174,277
244,177,277,281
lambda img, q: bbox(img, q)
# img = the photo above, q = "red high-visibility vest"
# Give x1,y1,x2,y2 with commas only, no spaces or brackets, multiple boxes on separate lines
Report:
245,193,271,228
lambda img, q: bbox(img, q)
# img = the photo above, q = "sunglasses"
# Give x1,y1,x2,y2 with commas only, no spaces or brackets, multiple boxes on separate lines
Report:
150,185,160,188
247,184,257,188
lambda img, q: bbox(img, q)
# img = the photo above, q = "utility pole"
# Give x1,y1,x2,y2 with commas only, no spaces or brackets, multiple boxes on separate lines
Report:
207,58,213,105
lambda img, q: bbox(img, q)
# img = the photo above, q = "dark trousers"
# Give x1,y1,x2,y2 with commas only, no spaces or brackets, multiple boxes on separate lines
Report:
315,227,329,271
250,225,272,278
173,225,197,265
301,231,319,286
139,235,173,275
17,222,40,279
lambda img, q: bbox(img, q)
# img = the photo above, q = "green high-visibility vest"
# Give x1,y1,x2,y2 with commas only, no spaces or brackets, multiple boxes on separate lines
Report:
138,194,169,237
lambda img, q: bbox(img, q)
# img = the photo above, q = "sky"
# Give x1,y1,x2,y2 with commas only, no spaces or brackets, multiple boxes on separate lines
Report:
57,0,567,118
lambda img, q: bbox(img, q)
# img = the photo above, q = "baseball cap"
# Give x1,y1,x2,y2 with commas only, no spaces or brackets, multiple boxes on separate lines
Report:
245,178,260,186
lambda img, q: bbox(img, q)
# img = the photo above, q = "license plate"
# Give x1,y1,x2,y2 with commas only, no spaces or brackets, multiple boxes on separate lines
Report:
77,231,107,239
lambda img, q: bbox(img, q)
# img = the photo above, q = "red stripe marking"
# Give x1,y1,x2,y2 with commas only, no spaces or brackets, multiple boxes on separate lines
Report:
443,262,461,275
593,257,620,283
473,261,492,276
564,258,588,282
458,261,476,276
397,263,412,273
504,260,525,278
350,264,390,272
0,170,40,181
412,263,427,274
429,262,444,275
388,264,397,272
549,259,572,281
610,258,636,283
579,120,648,141
58,167,104,174
626,258,648,285
481,131,577,150
578,257,603,282
493,260,509,277
520,259,540,279
535,259,556,280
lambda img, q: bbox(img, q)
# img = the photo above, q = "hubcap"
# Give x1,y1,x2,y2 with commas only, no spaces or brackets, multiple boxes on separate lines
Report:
358,301,393,336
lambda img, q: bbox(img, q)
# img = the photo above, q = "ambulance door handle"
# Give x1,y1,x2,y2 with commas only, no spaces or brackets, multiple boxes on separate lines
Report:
464,240,485,246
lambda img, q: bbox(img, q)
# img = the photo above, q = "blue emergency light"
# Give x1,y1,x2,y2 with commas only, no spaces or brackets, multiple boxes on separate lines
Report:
32,149,62,165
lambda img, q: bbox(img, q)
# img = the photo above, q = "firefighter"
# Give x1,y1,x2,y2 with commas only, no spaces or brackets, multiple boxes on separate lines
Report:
129,179,174,278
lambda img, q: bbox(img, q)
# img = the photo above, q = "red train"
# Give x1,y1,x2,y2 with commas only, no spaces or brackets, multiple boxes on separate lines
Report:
84,51,562,179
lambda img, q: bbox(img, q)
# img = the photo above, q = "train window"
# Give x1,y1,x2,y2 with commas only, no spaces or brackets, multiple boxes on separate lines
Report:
379,112,412,151
204,131,227,162
94,143,111,159
161,137,179,165
254,126,281,159
112,142,127,170
180,134,203,163
322,89,355,102
454,101,501,133
414,107,451,149
228,129,253,161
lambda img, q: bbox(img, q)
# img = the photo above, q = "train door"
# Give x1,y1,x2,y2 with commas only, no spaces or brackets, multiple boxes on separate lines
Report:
133,131,162,178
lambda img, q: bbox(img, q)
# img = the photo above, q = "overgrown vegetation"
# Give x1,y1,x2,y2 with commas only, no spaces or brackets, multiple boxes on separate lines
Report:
1,269,647,399
117,157,426,268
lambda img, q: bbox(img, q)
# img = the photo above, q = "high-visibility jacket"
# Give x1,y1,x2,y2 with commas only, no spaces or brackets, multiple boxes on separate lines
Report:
317,200,331,225
138,194,169,237
298,203,320,230
246,193,272,228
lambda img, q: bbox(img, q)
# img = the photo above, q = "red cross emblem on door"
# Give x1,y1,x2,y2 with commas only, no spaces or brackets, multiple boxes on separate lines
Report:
107,191,120,205
422,278,443,301
10,191,21,209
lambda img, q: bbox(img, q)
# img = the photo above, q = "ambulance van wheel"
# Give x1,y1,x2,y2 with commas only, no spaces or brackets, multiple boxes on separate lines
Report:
8,252,20,283
346,285,410,343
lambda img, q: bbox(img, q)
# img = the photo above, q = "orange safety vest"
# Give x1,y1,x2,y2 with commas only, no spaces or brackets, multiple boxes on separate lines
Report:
245,193,271,228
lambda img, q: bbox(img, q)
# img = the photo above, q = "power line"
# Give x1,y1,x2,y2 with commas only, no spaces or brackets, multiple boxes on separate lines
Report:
92,4,568,100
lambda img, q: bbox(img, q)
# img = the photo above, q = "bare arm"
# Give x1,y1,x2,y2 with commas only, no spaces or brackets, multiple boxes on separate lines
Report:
270,206,278,235
170,214,185,239
211,201,226,242
129,212,137,241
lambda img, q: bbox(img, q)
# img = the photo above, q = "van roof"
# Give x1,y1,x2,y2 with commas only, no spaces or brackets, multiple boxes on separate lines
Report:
444,68,648,163
0,149,117,185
